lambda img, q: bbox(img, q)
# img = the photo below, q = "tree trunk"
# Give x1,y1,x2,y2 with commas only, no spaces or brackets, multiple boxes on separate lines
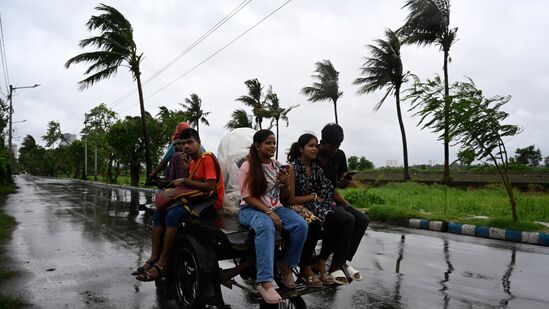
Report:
135,72,152,178
130,160,140,186
106,155,113,183
395,89,410,180
443,48,450,183
333,99,339,125
275,119,280,160
114,161,120,182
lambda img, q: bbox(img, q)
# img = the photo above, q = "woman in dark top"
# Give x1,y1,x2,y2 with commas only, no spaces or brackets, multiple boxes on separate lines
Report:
287,133,351,285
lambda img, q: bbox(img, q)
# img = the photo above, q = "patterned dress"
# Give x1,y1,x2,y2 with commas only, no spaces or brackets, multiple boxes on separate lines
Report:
292,158,335,223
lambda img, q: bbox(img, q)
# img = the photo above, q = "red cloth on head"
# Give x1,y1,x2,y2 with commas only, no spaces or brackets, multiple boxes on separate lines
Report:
172,122,191,141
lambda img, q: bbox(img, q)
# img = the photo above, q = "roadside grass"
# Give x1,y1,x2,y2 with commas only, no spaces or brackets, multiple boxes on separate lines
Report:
82,175,150,187
340,182,549,232
0,184,28,308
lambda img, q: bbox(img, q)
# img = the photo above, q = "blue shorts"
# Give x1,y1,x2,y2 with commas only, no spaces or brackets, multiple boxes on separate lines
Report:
152,205,189,228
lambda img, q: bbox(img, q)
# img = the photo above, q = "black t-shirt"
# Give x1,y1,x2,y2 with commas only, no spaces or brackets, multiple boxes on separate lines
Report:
318,149,348,187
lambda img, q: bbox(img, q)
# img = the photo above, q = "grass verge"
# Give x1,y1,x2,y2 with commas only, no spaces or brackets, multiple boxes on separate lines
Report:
340,182,549,232
0,184,28,308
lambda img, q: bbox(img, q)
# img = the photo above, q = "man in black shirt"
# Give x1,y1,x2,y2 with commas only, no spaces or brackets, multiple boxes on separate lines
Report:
317,123,370,282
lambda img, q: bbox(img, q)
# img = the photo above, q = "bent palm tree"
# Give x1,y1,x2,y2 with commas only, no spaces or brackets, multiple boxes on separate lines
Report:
236,79,268,129
400,0,457,181
225,109,253,130
65,4,153,176
181,93,210,134
265,87,298,159
301,59,343,124
354,29,411,180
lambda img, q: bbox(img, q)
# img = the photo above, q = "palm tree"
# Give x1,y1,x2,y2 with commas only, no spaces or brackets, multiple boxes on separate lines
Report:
65,4,153,176
180,93,210,134
354,29,411,180
265,87,299,159
236,79,268,129
301,59,343,124
225,109,254,130
400,0,457,181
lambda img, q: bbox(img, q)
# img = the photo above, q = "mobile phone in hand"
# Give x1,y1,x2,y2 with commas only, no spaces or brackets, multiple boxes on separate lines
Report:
280,164,289,173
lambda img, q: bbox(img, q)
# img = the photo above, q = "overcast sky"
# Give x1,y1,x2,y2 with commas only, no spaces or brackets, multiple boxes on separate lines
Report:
1,0,548,167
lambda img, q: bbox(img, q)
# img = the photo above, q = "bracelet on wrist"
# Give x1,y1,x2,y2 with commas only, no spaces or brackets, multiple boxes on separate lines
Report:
312,193,318,202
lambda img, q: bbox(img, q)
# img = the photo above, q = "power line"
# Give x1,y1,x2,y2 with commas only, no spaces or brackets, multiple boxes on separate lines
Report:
117,0,293,115
123,0,294,111
108,0,253,109
0,14,11,94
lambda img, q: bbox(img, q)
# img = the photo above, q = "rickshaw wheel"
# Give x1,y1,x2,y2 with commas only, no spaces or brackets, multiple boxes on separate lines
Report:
174,244,200,308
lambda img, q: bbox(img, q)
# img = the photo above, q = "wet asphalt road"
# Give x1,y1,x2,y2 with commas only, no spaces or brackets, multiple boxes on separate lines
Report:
2,175,549,308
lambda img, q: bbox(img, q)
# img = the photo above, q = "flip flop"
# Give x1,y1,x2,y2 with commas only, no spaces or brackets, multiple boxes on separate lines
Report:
303,275,322,287
346,265,363,281
131,259,156,276
277,262,296,289
319,272,335,285
329,270,349,285
136,263,165,282
279,271,296,289
257,285,282,304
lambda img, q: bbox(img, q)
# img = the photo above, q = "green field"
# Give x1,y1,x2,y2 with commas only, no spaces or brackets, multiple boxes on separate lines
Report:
340,182,549,232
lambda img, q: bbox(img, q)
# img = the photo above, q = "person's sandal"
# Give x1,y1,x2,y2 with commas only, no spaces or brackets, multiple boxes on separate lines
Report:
303,275,322,287
319,272,335,285
136,262,165,282
346,264,363,281
329,270,349,285
277,262,297,289
131,259,156,276
257,285,282,304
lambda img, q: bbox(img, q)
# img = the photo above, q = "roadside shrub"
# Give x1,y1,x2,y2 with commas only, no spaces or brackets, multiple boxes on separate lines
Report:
368,205,420,224
342,189,385,208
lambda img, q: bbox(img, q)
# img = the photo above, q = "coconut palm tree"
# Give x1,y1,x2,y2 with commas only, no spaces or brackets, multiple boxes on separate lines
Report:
180,93,210,134
301,59,343,124
225,109,254,130
65,4,153,176
265,87,298,159
400,0,457,181
236,79,268,129
354,29,411,180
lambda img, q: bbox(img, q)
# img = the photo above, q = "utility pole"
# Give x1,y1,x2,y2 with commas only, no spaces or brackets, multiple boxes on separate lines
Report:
8,84,40,156
84,139,88,180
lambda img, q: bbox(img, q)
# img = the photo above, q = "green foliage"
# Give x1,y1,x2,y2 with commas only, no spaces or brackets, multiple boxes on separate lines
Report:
406,75,451,140
236,79,269,129
65,4,141,89
342,188,385,208
181,93,210,134
456,148,475,167
348,156,374,170
66,3,153,175
41,121,64,148
348,156,359,170
358,157,374,170
301,59,343,124
450,78,521,219
225,109,253,130
512,145,542,167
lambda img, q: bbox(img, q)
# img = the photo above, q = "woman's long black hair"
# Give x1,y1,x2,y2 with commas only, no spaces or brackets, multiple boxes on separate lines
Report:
243,129,275,198
287,133,318,163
